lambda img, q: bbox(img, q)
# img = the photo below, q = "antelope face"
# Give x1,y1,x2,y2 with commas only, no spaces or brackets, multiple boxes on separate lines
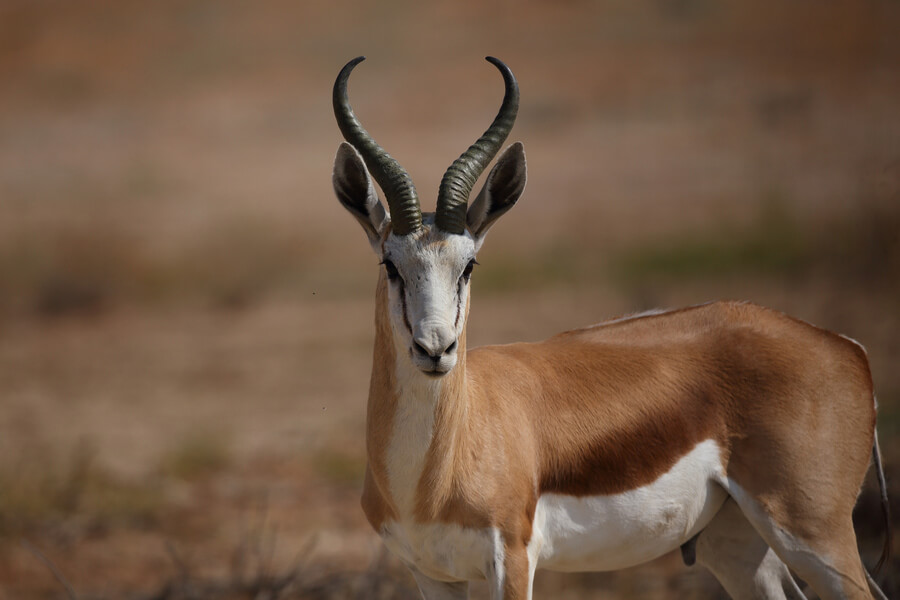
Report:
331,56,526,377
380,221,476,375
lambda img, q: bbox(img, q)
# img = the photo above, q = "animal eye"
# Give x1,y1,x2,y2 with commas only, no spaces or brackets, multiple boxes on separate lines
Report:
381,259,401,281
461,259,478,282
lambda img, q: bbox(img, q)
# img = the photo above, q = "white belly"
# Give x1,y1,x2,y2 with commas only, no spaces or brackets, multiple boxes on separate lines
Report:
379,440,727,581
531,439,728,572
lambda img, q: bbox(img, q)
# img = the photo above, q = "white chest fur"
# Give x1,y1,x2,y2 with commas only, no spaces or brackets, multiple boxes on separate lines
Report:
381,520,501,583
380,438,727,584
530,439,728,572
380,359,499,583
384,359,443,514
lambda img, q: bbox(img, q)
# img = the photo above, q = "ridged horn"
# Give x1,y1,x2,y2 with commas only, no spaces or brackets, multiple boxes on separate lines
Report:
333,56,422,235
435,57,519,234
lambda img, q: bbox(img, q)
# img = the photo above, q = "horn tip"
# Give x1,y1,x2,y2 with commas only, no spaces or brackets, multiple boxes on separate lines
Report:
336,56,367,87
485,57,514,79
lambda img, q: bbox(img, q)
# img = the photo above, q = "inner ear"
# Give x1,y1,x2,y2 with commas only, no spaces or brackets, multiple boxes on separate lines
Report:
467,142,526,239
333,142,388,245
333,142,376,220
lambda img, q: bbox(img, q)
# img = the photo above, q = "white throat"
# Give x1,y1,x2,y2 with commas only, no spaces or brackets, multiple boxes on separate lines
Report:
384,340,448,515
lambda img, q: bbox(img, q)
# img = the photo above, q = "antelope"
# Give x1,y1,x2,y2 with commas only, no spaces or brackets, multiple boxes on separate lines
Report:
330,56,892,600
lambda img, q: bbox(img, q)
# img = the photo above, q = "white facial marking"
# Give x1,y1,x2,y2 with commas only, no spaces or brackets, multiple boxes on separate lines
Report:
381,218,476,377
532,439,728,572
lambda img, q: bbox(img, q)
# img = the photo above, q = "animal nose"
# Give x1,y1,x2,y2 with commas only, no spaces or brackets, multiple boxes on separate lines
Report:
413,337,457,361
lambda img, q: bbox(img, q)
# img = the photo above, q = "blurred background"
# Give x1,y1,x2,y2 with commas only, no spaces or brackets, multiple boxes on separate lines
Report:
0,0,898,597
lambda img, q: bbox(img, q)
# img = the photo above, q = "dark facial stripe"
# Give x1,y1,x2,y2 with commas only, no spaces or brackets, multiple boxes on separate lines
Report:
398,281,413,337
454,280,464,329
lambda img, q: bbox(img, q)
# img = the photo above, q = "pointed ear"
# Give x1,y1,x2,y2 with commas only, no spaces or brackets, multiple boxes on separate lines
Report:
466,142,526,246
333,142,389,250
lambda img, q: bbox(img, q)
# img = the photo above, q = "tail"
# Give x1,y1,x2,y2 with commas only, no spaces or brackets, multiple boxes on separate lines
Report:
871,428,892,575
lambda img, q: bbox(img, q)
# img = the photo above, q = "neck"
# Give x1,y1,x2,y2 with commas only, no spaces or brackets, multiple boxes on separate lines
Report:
366,273,470,519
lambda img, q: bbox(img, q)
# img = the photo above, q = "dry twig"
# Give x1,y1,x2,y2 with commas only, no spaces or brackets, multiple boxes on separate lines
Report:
22,540,79,600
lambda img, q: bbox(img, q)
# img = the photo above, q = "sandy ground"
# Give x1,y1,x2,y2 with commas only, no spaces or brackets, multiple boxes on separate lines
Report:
0,0,898,597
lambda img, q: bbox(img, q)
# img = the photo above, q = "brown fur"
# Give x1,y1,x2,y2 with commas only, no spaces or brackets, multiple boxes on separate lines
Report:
360,273,399,529
361,283,878,596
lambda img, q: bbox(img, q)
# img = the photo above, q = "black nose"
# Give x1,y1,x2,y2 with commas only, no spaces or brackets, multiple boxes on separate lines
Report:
413,339,457,361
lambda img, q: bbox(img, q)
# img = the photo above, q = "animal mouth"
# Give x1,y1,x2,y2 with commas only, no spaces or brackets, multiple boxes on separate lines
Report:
409,345,454,377
420,365,450,378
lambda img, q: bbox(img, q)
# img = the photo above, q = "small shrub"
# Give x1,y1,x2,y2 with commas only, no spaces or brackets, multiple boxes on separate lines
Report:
0,441,163,538
160,432,233,481
611,200,808,284
313,449,365,487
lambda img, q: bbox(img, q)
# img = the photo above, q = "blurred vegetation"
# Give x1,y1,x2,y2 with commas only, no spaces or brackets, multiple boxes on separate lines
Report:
159,431,233,481
23,547,422,600
0,219,313,317
1,0,898,596
473,199,900,297
0,441,163,539
614,199,900,292
312,448,366,488
612,199,808,283
1,200,896,319
475,242,591,294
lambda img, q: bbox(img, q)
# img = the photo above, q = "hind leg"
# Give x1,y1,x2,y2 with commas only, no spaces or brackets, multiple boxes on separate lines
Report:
695,498,806,600
728,484,873,599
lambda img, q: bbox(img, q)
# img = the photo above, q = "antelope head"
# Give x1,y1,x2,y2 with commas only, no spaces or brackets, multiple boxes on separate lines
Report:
332,57,526,377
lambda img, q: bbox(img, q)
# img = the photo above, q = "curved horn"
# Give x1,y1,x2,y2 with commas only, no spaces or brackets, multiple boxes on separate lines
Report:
333,56,422,235
435,57,519,234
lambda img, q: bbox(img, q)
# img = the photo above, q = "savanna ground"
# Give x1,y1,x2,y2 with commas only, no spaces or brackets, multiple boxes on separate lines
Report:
0,0,899,598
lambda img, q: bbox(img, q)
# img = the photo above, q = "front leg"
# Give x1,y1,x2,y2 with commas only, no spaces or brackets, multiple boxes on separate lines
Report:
489,536,536,600
411,570,468,600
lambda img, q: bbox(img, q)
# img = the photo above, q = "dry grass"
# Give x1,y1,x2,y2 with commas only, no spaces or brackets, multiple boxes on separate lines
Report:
22,533,421,600
0,441,164,540
159,433,233,482
1,0,899,597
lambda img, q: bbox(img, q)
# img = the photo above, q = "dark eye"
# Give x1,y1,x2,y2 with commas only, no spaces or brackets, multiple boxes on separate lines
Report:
382,259,401,281
461,259,477,282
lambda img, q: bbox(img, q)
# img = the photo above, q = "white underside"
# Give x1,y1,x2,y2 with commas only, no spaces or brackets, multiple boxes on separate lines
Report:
381,439,728,584
531,439,728,572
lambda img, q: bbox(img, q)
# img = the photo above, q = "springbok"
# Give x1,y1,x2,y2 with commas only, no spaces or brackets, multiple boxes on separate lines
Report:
330,56,892,600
